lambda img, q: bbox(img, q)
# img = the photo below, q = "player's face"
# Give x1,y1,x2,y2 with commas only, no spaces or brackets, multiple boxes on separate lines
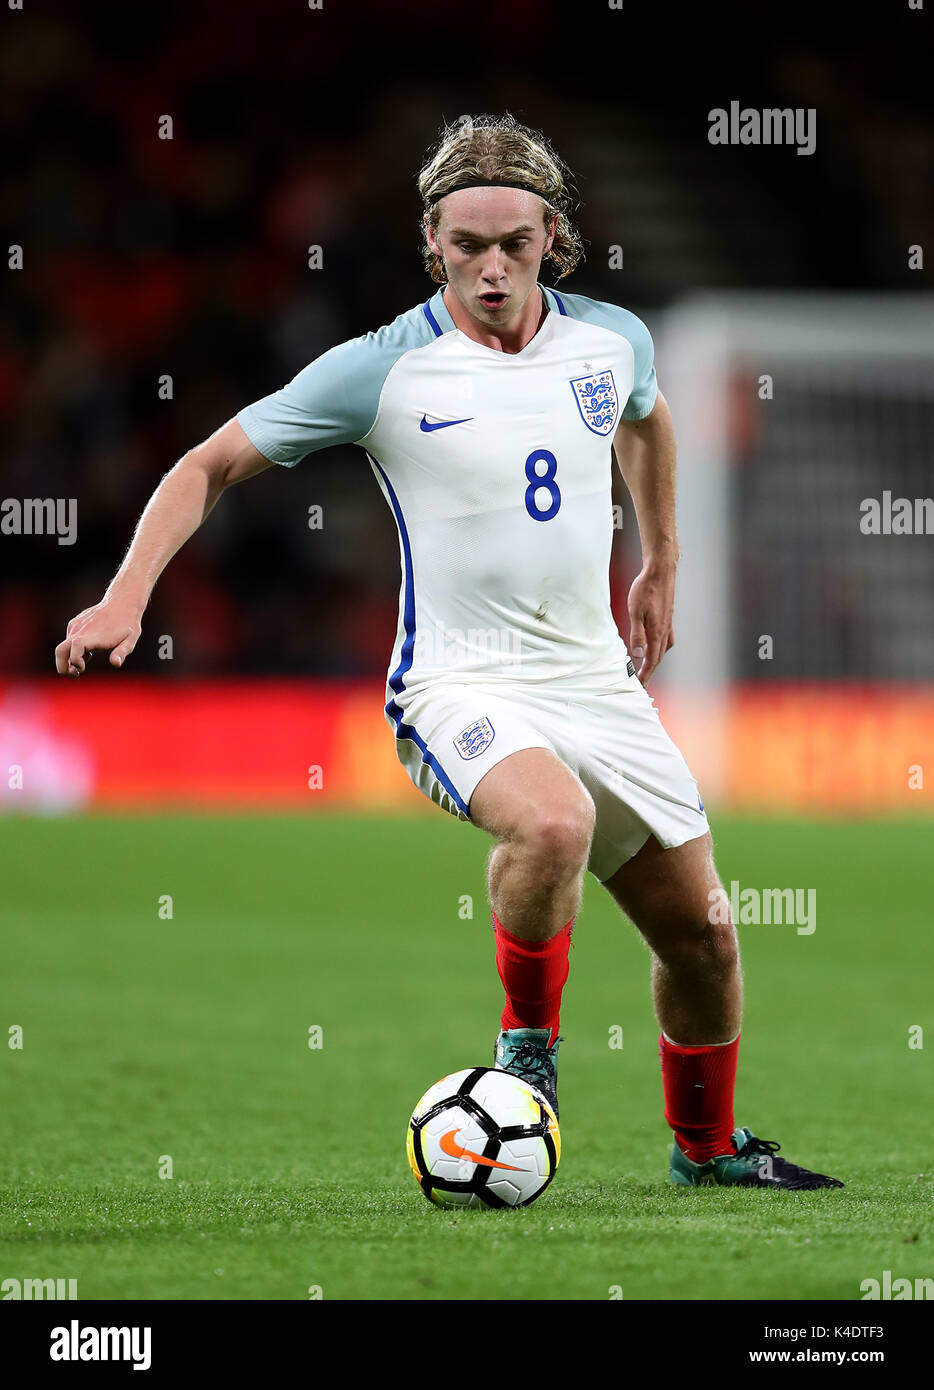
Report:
428,188,558,326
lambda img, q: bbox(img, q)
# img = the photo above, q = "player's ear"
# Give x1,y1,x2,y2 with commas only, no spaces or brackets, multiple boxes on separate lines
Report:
424,214,441,255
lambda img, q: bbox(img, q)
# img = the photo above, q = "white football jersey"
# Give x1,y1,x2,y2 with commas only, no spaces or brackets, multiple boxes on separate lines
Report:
237,283,658,722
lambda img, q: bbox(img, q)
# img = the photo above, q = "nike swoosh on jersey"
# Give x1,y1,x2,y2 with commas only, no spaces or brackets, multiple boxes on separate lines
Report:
419,415,474,432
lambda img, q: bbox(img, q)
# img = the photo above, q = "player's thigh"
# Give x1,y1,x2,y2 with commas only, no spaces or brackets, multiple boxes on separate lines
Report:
469,747,595,851
560,685,709,884
390,684,560,824
603,830,726,953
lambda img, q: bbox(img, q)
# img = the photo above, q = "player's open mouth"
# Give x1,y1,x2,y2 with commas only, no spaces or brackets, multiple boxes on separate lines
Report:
480,292,508,309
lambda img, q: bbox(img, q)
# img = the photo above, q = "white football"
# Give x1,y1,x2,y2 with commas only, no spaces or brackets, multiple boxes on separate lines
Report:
407,1066,560,1209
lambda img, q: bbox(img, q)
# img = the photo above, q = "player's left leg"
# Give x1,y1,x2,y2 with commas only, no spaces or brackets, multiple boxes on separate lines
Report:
605,829,741,1046
604,831,743,1162
604,832,843,1189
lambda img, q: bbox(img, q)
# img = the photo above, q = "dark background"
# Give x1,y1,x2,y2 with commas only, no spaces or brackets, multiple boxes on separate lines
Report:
2,0,931,676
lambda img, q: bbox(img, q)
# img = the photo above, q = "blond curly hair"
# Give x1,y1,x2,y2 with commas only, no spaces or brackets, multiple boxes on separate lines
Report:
417,113,584,284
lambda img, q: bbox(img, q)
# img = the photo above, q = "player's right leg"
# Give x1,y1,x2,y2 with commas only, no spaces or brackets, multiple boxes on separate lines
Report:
470,748,594,942
469,749,595,1116
387,686,591,1116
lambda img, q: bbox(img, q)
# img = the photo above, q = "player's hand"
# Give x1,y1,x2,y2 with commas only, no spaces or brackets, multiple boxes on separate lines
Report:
627,558,676,686
55,596,143,676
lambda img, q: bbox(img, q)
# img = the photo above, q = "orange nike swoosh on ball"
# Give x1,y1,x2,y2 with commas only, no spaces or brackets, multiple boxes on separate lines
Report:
439,1128,523,1171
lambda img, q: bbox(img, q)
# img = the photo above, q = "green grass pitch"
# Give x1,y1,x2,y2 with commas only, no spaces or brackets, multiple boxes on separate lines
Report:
1,811,931,1301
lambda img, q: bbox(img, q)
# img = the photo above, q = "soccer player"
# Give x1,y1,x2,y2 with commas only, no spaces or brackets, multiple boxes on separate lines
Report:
56,114,841,1190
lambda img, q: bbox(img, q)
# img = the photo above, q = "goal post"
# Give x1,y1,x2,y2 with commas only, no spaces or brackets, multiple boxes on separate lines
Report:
641,292,934,811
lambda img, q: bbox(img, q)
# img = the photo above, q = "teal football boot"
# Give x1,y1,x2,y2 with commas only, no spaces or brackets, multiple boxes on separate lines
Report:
669,1126,844,1189
494,1028,561,1119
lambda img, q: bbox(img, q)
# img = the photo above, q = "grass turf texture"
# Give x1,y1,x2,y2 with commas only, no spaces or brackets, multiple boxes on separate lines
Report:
1,812,931,1301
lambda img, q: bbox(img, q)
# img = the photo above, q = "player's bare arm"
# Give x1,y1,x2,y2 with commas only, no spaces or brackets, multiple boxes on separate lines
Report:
54,419,272,676
613,391,680,686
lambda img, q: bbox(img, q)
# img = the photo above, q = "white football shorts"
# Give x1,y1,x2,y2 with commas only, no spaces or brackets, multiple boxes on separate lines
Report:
388,679,709,881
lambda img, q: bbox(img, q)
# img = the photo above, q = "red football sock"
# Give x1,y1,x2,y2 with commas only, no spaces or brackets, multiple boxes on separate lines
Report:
659,1032,740,1163
493,910,573,1047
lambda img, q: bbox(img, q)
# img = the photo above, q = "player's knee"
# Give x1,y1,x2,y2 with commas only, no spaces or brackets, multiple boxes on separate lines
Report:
523,797,595,878
703,884,739,972
704,918,739,975
663,916,739,979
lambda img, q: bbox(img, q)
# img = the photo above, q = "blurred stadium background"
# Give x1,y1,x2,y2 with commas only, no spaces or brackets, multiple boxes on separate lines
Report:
2,1,931,819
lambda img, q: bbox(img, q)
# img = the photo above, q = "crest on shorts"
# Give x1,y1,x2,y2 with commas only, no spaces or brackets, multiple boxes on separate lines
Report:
453,717,496,760
570,369,618,436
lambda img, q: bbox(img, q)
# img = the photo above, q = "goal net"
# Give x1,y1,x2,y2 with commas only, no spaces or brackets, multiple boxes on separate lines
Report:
638,293,934,812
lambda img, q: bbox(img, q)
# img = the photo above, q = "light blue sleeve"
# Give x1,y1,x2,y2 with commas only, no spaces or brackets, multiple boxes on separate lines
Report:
617,309,658,421
558,292,658,421
236,303,437,466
